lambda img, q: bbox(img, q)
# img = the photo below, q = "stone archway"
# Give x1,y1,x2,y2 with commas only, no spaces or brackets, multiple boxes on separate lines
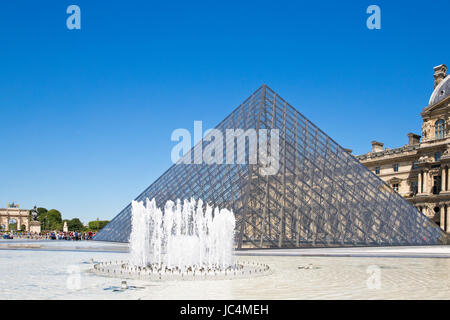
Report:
8,218,17,231
0,208,31,232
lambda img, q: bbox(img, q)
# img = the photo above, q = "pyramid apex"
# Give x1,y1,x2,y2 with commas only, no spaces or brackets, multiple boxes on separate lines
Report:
259,84,274,93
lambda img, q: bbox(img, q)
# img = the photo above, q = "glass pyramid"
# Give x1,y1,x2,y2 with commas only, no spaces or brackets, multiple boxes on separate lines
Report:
94,85,448,247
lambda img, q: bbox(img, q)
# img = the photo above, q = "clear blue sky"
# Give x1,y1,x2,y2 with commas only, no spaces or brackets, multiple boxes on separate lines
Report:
1,0,449,223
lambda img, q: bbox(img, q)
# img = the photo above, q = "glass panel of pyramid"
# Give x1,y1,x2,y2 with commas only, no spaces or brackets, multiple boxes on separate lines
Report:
94,85,448,247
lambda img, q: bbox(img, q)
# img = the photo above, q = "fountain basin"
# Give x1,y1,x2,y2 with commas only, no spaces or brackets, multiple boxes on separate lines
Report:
91,260,271,281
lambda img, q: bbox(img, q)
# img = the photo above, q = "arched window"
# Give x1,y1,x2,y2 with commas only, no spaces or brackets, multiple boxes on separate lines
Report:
435,119,445,139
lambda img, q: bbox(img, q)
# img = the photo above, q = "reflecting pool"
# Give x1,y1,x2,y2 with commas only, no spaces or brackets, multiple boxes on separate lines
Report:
0,240,448,299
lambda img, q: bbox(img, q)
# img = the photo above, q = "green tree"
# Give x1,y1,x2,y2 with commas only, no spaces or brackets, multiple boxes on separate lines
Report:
37,207,48,215
32,207,88,232
88,220,110,231
46,209,62,230
67,218,84,231
37,208,48,230
37,208,64,230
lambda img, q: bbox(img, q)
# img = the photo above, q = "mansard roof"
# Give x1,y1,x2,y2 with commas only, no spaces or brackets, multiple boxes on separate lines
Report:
429,75,450,107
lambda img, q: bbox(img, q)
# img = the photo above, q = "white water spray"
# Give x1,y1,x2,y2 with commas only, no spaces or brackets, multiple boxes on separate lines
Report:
129,198,236,270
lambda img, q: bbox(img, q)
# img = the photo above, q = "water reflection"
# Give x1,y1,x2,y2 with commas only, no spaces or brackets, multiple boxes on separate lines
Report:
0,245,448,299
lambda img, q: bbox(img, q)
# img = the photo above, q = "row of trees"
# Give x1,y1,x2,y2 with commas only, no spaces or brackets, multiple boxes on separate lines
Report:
35,208,109,232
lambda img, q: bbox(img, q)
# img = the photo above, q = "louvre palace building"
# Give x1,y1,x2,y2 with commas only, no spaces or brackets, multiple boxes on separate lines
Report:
357,64,450,234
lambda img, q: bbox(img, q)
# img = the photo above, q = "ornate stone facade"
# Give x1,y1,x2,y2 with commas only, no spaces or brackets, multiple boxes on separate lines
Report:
0,203,41,233
357,64,450,234
0,207,31,231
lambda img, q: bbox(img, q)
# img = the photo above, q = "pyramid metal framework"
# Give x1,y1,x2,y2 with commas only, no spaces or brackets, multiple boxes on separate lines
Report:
95,85,448,248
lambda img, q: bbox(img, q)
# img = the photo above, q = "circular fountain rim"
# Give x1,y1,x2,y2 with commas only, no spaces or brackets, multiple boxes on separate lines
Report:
91,260,271,282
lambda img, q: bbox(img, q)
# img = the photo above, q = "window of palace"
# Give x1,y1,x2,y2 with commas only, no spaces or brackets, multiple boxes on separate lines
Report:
392,183,399,192
412,161,419,169
393,163,399,172
433,176,441,194
435,119,445,139
435,151,442,161
375,166,380,175
411,181,418,195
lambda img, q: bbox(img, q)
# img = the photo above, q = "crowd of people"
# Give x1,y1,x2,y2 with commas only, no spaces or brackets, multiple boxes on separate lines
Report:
1,231,96,240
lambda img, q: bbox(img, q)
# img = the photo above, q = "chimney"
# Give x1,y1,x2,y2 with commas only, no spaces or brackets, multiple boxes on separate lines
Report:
434,64,447,88
408,133,421,146
371,141,383,153
343,148,353,154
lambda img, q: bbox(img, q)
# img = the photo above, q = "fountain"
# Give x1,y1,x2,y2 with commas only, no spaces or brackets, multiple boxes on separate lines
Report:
92,198,270,281
130,198,235,270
